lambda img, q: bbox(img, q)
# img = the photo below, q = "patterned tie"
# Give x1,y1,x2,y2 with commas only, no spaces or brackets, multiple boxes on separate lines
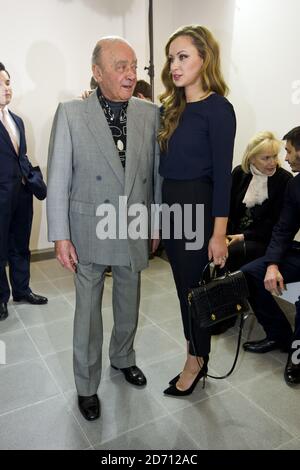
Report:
0,108,19,154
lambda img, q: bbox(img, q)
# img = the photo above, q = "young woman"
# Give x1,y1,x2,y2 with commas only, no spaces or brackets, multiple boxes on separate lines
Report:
158,25,236,396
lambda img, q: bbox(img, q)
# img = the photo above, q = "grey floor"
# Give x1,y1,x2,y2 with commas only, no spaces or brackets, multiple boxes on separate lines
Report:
0,256,299,450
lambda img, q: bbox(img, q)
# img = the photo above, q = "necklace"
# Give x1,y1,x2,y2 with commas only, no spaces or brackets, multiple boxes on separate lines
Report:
187,90,213,103
197,90,212,101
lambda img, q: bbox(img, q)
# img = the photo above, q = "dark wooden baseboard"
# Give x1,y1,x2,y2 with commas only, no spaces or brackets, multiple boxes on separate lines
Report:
31,249,55,262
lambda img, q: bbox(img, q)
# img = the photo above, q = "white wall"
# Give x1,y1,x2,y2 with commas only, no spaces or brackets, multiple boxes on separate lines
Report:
152,0,174,99
229,0,300,166
1,0,149,250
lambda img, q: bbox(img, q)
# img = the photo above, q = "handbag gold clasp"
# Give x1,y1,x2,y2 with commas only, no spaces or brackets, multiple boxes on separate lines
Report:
211,314,216,321
236,304,242,311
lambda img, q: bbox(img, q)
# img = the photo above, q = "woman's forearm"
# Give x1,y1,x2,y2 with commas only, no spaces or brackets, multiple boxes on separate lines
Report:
212,217,228,238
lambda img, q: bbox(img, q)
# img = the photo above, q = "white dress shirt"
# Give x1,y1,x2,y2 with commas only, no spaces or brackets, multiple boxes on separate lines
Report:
0,106,20,151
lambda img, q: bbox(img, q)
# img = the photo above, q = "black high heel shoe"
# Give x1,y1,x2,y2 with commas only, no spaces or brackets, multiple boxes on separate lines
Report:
168,355,209,386
164,356,209,397
169,374,180,386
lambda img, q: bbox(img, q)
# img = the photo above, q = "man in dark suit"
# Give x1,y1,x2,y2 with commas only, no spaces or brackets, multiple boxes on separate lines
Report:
241,126,300,385
0,62,47,321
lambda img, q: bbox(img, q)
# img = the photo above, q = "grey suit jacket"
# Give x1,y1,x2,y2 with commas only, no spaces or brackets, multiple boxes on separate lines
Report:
47,91,161,272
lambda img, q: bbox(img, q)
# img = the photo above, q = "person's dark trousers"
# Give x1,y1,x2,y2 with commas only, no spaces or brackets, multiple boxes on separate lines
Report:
293,298,300,343
162,178,213,357
0,183,33,303
241,249,300,345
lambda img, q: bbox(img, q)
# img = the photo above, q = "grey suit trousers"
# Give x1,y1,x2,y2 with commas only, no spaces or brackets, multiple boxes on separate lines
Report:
73,262,141,396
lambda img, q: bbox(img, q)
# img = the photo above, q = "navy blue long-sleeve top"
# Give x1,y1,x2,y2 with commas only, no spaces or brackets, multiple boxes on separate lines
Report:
159,93,236,216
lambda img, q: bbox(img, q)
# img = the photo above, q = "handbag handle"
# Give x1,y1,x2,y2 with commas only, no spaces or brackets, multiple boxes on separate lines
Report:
199,260,231,286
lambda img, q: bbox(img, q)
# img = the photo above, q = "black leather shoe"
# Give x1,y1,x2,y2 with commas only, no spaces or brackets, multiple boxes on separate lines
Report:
243,337,290,353
78,394,100,421
284,357,300,385
111,365,147,386
13,292,48,305
0,302,8,321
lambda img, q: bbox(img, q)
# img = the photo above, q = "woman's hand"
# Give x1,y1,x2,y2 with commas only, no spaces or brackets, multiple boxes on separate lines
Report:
227,234,244,246
208,234,228,268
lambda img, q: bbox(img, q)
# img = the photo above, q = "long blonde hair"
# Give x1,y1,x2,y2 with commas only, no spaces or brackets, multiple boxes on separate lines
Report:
158,25,229,152
241,131,281,173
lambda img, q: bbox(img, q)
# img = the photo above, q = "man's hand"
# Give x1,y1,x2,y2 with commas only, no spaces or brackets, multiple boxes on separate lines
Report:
55,240,78,273
81,90,92,100
151,230,160,254
264,264,285,296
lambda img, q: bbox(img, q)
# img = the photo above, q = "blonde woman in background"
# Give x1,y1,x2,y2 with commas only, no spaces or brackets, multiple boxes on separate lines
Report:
211,131,292,335
227,131,292,272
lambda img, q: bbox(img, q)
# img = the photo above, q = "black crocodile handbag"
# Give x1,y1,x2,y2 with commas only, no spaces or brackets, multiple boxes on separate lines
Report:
188,262,251,379
188,263,250,328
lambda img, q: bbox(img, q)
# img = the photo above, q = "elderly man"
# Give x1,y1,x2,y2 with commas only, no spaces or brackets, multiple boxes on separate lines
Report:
0,63,47,321
242,127,300,385
47,37,161,421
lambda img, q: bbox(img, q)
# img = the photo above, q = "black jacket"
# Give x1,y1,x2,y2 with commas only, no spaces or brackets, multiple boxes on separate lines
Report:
265,173,300,264
0,110,46,200
228,165,292,244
